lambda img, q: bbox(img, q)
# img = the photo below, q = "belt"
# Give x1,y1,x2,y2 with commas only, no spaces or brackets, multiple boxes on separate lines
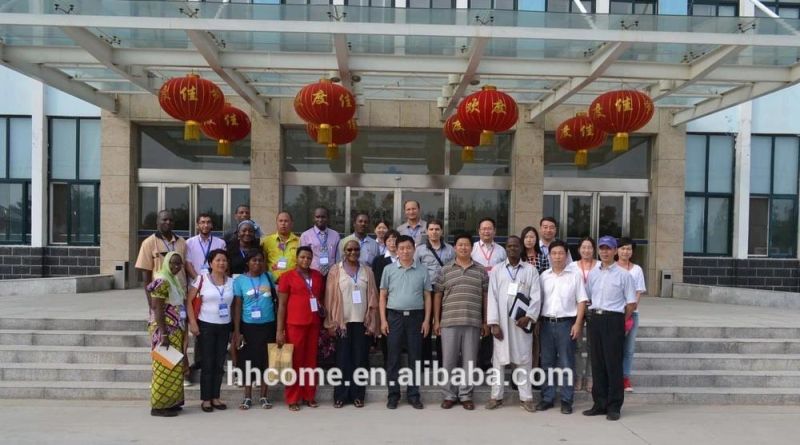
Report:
388,309,423,316
589,309,624,316
541,316,576,323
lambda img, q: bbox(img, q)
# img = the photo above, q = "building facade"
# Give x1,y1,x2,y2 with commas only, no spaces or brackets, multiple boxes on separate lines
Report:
1,0,799,295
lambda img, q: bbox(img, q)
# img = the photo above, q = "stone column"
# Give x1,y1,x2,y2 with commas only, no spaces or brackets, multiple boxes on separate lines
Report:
99,102,136,281
650,109,686,295
511,121,544,236
249,105,282,230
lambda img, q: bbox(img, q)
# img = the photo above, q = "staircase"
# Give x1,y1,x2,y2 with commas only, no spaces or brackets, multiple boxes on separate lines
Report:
2,317,800,404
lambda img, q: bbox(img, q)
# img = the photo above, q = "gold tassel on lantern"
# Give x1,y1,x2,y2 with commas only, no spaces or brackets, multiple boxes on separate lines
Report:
326,144,338,160
612,132,629,153
480,130,494,146
317,123,332,144
184,120,201,140
574,149,588,167
217,140,231,156
462,146,475,162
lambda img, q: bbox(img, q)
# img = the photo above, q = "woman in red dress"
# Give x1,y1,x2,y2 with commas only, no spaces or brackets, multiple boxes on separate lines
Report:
277,246,325,411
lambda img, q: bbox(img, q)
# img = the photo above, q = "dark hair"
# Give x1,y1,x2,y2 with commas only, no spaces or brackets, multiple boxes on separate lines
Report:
427,219,444,230
374,218,391,230
384,229,401,241
453,232,473,245
478,217,496,228
520,226,542,258
196,213,213,224
540,216,558,227
207,248,228,265
314,206,329,216
296,246,313,257
506,235,521,245
353,211,370,221
235,204,250,212
244,249,265,272
403,200,420,210
617,237,635,250
578,236,597,255
548,239,569,254
277,211,293,221
396,234,415,248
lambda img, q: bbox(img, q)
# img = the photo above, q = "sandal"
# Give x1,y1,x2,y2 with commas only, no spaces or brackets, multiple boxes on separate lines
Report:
353,399,364,408
259,397,273,409
239,398,252,410
304,400,319,408
201,402,214,413
288,404,300,412
334,400,344,409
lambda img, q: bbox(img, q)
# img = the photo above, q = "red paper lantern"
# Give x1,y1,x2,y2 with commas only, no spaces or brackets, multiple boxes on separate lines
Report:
456,85,518,146
589,89,654,152
294,79,356,145
159,73,225,140
556,112,607,167
201,104,251,156
443,114,482,162
306,119,358,160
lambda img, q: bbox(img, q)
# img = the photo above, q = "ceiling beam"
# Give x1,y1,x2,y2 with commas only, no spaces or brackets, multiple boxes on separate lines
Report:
672,82,784,125
332,34,352,87
527,42,630,121
186,30,268,116
441,37,488,119
59,26,156,94
650,45,745,101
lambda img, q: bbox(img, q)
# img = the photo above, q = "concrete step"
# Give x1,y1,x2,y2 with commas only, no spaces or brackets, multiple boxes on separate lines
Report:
637,326,800,339
0,330,149,348
0,363,151,382
0,381,798,405
0,345,155,365
631,370,800,388
634,353,800,371
0,318,145,332
636,337,800,354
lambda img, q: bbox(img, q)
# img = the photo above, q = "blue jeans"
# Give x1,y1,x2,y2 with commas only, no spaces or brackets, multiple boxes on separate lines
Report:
539,318,577,404
623,312,639,378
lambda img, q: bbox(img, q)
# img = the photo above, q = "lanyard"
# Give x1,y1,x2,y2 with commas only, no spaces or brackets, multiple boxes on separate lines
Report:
248,274,263,303
345,263,360,284
300,271,313,295
277,235,289,255
506,263,521,282
239,248,247,260
161,238,174,253
315,229,328,251
212,278,226,303
200,236,213,265
480,242,495,263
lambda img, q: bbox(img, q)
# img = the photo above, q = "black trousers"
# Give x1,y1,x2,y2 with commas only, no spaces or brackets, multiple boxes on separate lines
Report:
478,335,494,371
334,322,370,403
199,320,231,401
421,334,442,366
386,309,424,401
588,311,626,414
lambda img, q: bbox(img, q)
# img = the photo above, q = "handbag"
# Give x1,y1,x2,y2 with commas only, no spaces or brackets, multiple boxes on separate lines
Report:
266,343,294,382
191,274,204,319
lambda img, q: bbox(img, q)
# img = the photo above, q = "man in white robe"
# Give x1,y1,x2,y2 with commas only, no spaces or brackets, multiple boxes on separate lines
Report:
485,236,541,412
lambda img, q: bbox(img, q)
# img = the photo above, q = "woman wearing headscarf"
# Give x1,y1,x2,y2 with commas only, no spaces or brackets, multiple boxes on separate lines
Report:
324,239,380,408
146,251,188,417
228,219,262,276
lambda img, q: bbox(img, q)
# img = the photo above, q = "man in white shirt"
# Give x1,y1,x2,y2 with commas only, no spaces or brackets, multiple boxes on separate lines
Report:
185,213,227,281
536,240,588,415
470,217,507,371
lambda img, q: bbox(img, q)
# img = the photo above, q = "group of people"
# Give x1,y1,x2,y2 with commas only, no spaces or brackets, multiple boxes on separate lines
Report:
136,201,646,422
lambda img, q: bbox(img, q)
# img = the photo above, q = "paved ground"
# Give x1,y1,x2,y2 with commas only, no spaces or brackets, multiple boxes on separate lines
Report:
1,399,799,445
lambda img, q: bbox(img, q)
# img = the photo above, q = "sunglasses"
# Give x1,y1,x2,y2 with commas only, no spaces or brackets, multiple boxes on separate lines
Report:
345,248,361,252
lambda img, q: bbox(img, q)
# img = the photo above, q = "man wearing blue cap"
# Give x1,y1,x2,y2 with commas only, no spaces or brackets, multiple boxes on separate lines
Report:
582,236,636,421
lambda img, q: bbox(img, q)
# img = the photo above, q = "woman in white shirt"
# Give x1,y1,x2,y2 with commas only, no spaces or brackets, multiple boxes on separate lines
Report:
569,237,600,393
187,248,234,413
616,237,646,393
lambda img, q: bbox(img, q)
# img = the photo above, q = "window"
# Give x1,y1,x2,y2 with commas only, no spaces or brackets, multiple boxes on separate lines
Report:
408,0,455,7
748,136,799,257
0,116,32,244
49,118,101,245
346,0,394,5
684,134,734,255
545,0,594,12
609,0,657,14
449,189,510,236
688,0,738,16
755,1,800,18
544,134,651,179
469,0,517,9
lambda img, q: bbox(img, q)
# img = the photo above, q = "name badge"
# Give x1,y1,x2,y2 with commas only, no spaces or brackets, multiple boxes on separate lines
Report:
250,308,262,320
218,303,230,318
320,257,330,266
201,265,209,273
352,289,362,304
246,289,256,296
179,307,187,320
507,282,519,296
277,258,288,270
310,297,319,312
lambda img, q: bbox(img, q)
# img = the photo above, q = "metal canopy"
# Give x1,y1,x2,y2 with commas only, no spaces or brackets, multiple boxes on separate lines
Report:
1,1,799,125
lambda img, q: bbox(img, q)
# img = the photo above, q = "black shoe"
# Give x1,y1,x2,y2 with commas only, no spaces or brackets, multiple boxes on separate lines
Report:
151,408,177,417
560,403,573,414
167,406,183,412
582,407,607,416
386,398,399,410
535,401,554,411
409,398,424,410
606,412,621,421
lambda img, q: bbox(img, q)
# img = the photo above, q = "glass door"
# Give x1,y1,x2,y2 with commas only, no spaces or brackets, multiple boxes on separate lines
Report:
598,193,624,239
196,185,225,235
565,193,593,258
349,188,396,234
164,185,191,238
